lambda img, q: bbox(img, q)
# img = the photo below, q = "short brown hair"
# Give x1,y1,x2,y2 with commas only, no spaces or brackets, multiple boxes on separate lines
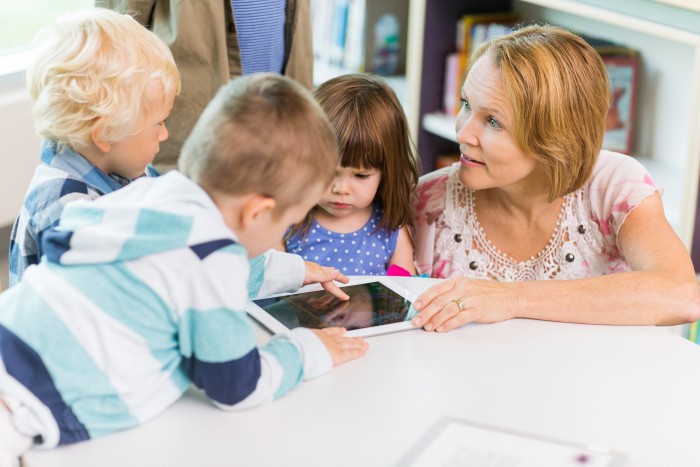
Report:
471,24,610,200
178,73,338,214
313,74,419,232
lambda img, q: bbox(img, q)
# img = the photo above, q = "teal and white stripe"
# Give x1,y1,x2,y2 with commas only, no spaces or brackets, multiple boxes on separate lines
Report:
0,171,330,447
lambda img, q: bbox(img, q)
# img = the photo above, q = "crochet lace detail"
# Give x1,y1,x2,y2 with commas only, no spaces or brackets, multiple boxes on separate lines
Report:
435,170,604,281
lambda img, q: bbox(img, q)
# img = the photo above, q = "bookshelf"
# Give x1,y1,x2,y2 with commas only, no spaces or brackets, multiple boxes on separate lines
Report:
404,0,700,253
311,0,410,109
314,61,408,110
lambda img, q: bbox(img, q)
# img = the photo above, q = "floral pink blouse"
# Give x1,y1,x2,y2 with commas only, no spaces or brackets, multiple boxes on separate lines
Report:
412,151,661,280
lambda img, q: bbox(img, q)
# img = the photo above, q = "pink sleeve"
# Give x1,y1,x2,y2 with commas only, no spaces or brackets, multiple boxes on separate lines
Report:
588,150,662,243
411,167,451,276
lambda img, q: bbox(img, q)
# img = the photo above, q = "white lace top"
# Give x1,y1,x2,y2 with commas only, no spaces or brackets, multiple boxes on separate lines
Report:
412,151,661,281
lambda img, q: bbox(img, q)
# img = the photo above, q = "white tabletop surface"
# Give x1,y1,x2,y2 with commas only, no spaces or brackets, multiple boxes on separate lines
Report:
24,277,700,467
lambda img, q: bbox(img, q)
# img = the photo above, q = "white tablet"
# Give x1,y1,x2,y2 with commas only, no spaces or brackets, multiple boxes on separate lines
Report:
246,277,419,337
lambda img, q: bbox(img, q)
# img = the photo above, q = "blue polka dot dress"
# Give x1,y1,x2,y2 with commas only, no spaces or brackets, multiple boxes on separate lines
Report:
285,204,399,275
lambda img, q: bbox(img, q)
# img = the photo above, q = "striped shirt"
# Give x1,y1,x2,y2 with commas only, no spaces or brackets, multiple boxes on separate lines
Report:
0,171,330,447
231,0,286,74
8,140,157,286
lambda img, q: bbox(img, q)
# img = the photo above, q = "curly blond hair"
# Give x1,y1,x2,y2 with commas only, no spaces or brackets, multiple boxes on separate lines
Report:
471,24,610,200
27,7,180,151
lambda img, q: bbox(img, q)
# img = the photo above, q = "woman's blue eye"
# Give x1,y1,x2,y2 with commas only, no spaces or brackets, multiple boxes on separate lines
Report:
460,99,471,112
487,116,502,129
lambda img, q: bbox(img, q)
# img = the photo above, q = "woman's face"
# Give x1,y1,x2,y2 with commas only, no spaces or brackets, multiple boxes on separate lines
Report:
454,55,544,193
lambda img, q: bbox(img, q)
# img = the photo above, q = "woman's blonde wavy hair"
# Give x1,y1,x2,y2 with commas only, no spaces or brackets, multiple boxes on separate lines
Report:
27,7,180,151
471,24,610,200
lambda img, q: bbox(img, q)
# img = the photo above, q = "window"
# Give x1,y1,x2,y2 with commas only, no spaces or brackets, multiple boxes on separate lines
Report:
1,0,93,54
0,1,92,80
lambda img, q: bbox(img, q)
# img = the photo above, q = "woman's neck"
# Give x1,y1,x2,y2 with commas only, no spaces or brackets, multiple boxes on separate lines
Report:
474,184,566,262
477,164,559,221
479,185,558,222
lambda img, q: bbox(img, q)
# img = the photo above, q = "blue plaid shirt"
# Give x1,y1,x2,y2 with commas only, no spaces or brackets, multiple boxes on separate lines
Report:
8,140,157,286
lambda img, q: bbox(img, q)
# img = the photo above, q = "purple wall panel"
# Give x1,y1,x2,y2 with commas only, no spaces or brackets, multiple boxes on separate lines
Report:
417,0,510,174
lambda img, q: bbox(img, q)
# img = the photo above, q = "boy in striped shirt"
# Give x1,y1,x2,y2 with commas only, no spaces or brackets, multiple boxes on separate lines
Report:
0,73,368,463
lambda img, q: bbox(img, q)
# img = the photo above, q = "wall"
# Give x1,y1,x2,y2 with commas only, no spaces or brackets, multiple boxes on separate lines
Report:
0,70,41,227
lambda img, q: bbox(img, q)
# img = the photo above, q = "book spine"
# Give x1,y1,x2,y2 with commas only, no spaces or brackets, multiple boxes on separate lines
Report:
442,52,459,115
330,0,349,66
688,320,699,343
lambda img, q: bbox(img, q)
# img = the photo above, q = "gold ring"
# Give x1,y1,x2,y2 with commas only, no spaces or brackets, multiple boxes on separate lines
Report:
452,298,466,312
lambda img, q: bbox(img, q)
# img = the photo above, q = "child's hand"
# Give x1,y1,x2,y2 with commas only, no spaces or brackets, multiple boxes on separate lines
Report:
303,261,350,300
311,327,368,366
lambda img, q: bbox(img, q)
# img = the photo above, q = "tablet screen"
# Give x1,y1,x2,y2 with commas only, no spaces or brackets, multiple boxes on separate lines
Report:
252,281,413,331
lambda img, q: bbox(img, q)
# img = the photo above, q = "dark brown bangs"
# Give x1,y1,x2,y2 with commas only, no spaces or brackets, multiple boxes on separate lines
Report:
336,102,385,170
338,131,384,170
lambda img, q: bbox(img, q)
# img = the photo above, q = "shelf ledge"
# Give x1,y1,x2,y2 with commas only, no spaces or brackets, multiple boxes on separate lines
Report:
422,112,457,142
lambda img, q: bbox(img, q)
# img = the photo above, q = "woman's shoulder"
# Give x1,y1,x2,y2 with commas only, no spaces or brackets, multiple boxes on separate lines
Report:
589,150,656,188
584,150,661,235
415,164,455,210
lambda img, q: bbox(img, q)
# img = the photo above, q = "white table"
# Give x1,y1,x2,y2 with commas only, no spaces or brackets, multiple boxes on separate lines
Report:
25,277,700,466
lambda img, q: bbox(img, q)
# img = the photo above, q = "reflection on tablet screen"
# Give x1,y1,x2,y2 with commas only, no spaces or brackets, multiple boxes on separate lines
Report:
252,282,414,331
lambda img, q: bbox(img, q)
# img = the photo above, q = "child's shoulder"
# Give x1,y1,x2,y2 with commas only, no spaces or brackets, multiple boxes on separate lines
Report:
22,165,101,226
28,166,97,204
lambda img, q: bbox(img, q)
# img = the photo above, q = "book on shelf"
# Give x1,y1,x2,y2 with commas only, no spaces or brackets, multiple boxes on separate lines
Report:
327,0,349,66
601,55,638,155
441,52,464,117
343,0,366,72
311,0,409,79
580,35,640,156
442,11,518,115
455,11,519,57
688,320,699,343
366,0,409,75
312,0,337,63
469,22,513,56
581,34,640,59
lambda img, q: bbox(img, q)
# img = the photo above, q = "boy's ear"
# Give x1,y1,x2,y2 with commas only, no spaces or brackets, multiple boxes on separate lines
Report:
90,118,112,153
240,195,277,229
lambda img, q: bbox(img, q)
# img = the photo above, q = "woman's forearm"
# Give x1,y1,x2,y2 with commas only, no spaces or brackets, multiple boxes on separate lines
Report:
510,270,700,325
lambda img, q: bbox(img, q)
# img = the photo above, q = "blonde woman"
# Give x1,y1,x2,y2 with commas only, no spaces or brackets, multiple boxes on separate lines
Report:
412,24,700,331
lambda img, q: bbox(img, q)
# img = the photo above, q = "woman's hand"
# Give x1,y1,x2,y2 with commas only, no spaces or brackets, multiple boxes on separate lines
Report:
412,277,516,332
303,261,350,300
